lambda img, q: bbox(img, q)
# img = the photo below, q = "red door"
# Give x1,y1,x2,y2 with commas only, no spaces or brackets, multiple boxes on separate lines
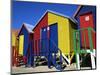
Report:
79,12,96,49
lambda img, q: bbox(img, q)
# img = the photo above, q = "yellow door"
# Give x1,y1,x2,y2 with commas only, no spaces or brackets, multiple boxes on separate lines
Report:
19,35,24,55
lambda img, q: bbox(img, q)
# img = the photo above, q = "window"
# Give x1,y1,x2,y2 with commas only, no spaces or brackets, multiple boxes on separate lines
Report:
44,28,46,31
47,27,50,31
85,16,89,21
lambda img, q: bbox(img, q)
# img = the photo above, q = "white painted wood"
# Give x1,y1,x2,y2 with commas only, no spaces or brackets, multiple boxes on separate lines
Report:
76,53,80,70
90,52,96,69
62,53,70,65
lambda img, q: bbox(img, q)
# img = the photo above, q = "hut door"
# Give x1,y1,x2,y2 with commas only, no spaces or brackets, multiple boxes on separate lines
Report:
19,35,24,55
41,23,58,53
41,27,48,54
49,23,58,53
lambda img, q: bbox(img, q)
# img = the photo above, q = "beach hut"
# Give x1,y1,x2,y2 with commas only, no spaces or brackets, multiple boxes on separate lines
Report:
48,11,77,57
74,5,96,49
33,10,77,64
73,5,96,69
11,29,19,66
18,23,34,66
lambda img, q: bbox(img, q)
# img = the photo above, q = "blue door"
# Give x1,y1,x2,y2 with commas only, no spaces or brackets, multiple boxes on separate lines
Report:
41,23,58,55
41,27,49,55
49,23,58,53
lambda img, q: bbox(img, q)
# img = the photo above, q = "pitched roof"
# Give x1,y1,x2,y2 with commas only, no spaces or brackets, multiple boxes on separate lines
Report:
23,23,34,33
18,23,34,37
33,10,78,30
47,10,78,23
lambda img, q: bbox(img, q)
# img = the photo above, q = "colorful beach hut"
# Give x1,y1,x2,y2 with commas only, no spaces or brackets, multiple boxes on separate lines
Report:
73,5,96,69
74,5,96,49
18,23,34,66
12,29,19,66
33,10,77,64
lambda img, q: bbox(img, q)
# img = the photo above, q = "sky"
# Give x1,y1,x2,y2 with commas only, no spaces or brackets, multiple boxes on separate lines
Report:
12,1,79,29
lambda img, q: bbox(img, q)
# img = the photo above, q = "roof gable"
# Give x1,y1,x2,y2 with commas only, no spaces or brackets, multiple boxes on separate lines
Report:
23,23,34,33
47,10,77,23
73,5,96,18
33,10,77,30
18,23,34,36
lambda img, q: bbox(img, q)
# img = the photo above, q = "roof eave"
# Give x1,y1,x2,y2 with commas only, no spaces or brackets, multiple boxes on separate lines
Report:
73,5,82,18
32,11,48,31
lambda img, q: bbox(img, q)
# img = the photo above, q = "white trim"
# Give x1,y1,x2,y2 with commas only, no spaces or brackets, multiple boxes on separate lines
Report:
76,53,80,70
90,52,96,69
32,11,48,30
23,23,34,33
62,53,70,65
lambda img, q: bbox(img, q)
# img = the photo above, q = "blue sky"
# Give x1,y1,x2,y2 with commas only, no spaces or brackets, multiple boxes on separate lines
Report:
12,1,79,29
